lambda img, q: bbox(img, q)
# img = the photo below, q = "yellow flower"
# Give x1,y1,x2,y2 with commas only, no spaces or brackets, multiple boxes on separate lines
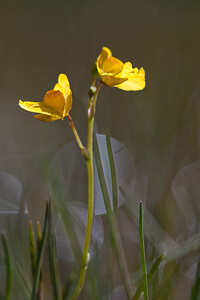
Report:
96,47,145,91
19,74,73,122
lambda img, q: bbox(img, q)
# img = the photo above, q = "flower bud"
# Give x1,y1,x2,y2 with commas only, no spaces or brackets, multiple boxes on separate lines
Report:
89,86,97,98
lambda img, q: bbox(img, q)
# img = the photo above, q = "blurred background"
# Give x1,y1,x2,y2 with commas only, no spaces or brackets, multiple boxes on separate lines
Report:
0,0,200,299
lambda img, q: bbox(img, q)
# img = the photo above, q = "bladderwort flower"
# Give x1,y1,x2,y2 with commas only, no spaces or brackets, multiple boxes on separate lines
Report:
18,48,146,300
96,46,145,91
19,74,72,122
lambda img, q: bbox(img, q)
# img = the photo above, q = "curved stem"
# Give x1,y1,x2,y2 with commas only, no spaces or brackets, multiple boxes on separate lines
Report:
70,81,102,300
67,114,89,159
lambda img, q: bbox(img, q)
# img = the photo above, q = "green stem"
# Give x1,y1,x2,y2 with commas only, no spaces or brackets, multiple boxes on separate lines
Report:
69,81,102,300
67,114,89,159
139,201,149,300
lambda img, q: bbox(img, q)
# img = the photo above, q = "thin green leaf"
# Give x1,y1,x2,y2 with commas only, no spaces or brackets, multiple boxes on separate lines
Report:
133,254,164,300
106,135,118,212
120,186,177,249
29,221,36,276
49,200,62,300
2,234,12,300
94,134,136,215
139,201,149,300
131,232,200,288
31,201,50,300
36,222,42,300
94,134,132,299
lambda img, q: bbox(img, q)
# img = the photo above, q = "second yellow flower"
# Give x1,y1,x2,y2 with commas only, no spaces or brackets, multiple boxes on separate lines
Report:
96,47,145,91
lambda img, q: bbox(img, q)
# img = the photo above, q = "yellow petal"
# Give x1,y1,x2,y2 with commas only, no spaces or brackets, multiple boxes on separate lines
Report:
19,100,45,114
100,74,128,87
54,73,71,99
122,62,133,72
115,67,145,91
43,89,65,116
54,83,63,93
97,47,123,76
102,47,112,57
34,114,60,122
138,67,145,75
97,47,113,76
53,85,72,116
101,57,123,75
58,73,70,87
19,99,61,117
97,47,112,71
97,47,124,85
63,91,73,117
53,74,73,117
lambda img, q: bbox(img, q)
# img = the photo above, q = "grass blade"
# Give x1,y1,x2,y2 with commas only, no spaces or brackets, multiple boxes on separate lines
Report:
29,221,36,276
36,221,43,300
94,134,132,299
49,201,62,300
139,201,149,300
2,234,12,300
133,254,164,300
31,201,50,300
106,135,118,212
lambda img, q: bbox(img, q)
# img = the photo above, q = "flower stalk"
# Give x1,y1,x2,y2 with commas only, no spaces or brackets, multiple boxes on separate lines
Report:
69,81,102,300
67,114,89,160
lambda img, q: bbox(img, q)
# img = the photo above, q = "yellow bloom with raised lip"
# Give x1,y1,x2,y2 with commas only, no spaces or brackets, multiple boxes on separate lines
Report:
96,47,145,91
19,74,72,122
